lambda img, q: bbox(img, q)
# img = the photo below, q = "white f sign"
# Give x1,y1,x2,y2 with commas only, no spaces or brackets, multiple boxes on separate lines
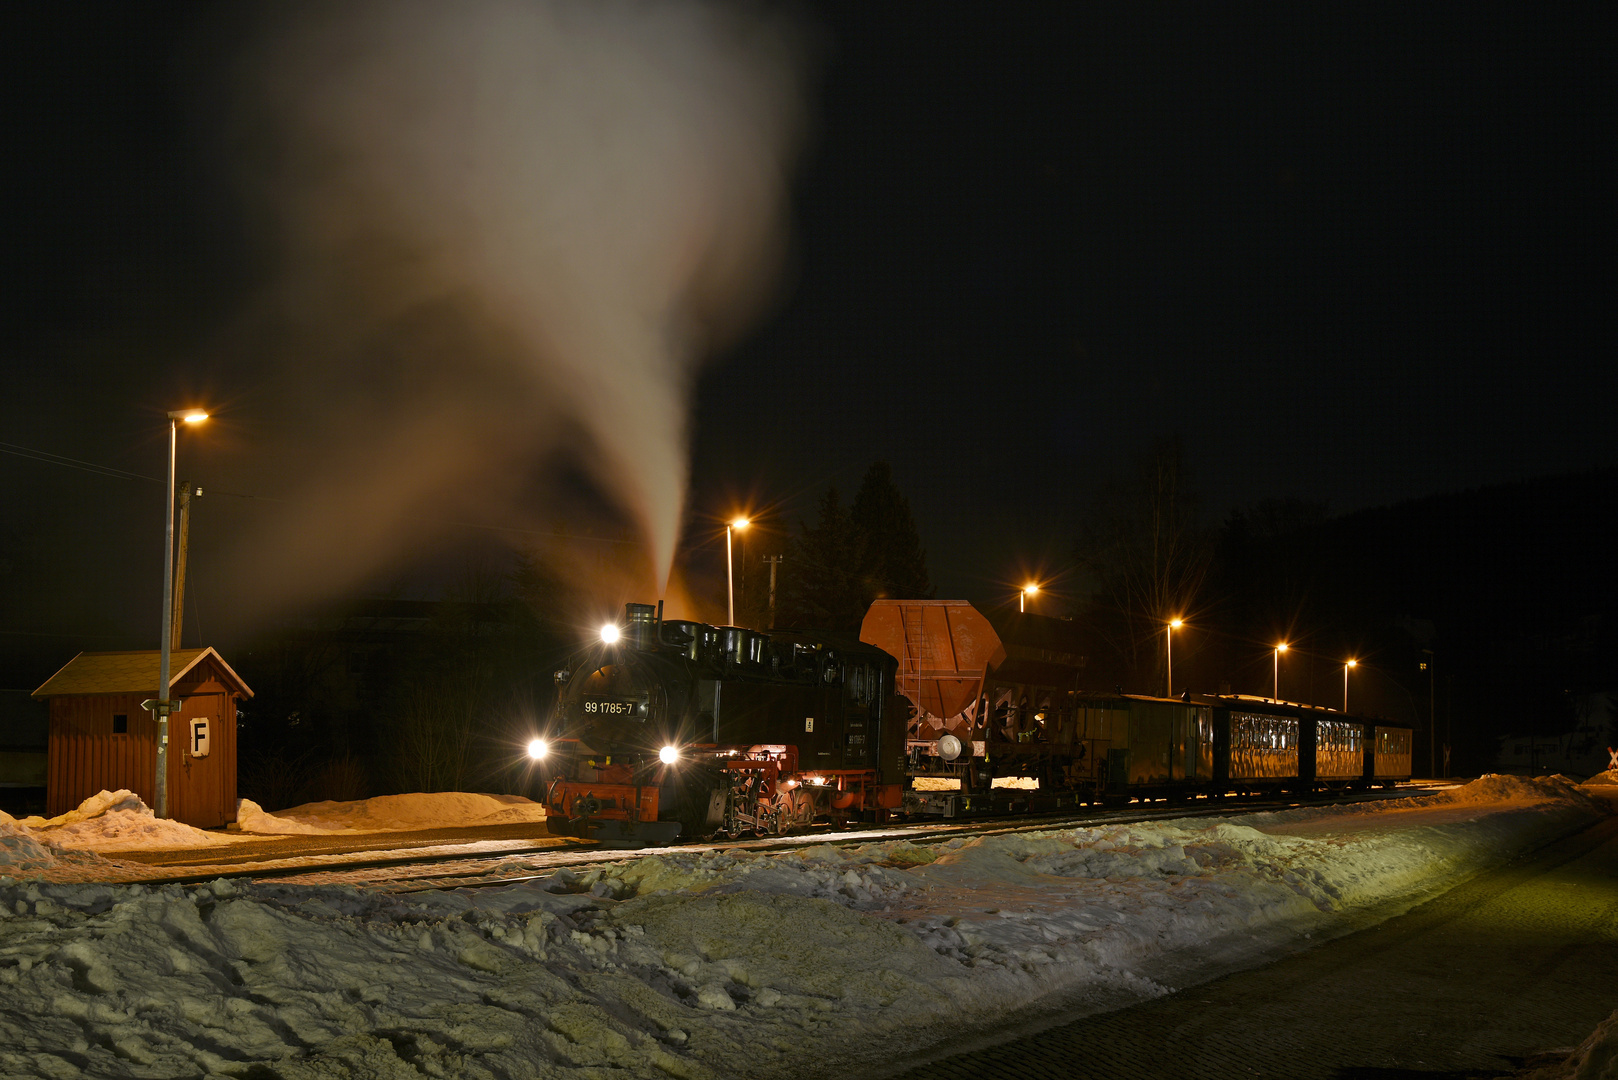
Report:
190,719,211,759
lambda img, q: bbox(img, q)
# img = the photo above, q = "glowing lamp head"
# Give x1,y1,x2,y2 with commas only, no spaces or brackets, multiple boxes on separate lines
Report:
1346,659,1358,668
1169,618,1183,629
1023,583,1039,597
730,517,750,530
526,738,548,761
168,409,209,424
599,624,621,645
658,745,679,765
1276,643,1289,654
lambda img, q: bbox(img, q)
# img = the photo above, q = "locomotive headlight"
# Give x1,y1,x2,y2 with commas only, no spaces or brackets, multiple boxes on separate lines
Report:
600,624,621,644
659,744,679,765
526,738,549,761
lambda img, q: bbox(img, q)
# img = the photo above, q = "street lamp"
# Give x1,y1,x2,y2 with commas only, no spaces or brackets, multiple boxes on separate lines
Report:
1020,583,1039,613
1344,659,1357,713
155,409,207,820
1273,642,1288,701
1166,618,1183,697
726,517,749,625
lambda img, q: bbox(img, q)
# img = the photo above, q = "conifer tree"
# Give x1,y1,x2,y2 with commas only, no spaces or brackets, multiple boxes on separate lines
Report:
779,464,933,630
851,461,933,600
780,487,868,629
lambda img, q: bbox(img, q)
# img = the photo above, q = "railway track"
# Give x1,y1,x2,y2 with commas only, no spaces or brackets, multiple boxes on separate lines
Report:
135,784,1441,892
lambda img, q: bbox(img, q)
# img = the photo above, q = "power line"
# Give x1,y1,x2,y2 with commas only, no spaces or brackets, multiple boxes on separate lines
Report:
0,441,160,484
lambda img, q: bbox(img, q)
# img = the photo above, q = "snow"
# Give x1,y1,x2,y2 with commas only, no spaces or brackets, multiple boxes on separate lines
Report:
1527,1007,1618,1080
0,775,1610,1078
16,790,238,852
236,792,549,835
10,790,551,855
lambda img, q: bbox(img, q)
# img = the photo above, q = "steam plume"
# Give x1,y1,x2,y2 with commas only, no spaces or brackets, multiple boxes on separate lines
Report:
218,0,804,615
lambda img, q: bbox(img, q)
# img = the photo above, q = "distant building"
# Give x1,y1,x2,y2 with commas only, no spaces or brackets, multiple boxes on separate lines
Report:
1495,691,1615,778
31,648,253,828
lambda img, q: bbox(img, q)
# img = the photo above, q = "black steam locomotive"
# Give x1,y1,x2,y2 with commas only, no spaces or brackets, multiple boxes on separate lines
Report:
540,603,906,844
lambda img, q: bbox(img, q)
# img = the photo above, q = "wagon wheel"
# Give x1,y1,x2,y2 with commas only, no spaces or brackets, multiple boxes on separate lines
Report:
790,787,819,827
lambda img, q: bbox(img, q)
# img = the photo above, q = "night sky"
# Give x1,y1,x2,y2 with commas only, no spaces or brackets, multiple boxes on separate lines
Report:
1,3,1612,664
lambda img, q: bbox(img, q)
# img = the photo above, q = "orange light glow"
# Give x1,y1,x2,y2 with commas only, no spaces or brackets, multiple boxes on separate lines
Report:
730,517,750,530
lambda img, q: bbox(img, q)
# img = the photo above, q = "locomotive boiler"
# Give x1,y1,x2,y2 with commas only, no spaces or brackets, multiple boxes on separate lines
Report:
540,603,906,844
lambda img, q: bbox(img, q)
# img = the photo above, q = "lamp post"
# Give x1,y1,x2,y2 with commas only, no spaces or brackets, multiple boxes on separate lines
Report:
1273,642,1288,701
1344,659,1357,713
1166,618,1183,697
1020,583,1039,613
726,518,749,625
1421,648,1435,777
156,409,207,820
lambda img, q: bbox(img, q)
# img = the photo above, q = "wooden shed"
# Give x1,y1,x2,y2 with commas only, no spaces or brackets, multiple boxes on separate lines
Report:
31,648,252,828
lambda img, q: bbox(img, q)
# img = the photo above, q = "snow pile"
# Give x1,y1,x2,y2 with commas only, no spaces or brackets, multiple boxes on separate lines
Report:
237,792,548,835
3,805,161,883
0,776,1604,1079
1583,769,1618,787
1523,1008,1618,1080
1436,773,1608,810
0,810,56,873
19,790,233,852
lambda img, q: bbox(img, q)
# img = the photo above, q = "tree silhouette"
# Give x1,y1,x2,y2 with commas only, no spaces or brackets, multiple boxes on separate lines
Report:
852,461,933,601
780,463,934,630
1075,435,1214,688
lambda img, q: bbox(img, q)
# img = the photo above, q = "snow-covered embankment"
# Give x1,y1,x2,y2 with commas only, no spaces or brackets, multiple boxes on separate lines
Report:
0,775,1608,1079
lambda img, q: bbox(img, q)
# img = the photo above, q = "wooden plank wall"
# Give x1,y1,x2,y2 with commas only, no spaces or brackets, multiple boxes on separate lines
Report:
47,691,156,816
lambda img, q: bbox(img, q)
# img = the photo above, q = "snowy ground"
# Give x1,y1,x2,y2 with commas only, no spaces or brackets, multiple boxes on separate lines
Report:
0,775,1614,1079
10,791,549,854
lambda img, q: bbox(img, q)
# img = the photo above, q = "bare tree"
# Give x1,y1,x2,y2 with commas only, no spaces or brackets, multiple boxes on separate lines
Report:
1076,435,1214,690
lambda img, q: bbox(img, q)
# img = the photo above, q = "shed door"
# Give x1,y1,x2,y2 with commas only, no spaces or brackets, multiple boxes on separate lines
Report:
171,693,231,828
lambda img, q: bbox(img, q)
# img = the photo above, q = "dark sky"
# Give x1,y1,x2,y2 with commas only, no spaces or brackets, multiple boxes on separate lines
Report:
1,2,1612,660
690,3,1613,604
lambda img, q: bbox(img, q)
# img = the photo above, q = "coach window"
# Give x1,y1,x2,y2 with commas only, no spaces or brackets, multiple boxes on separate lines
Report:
112,713,128,735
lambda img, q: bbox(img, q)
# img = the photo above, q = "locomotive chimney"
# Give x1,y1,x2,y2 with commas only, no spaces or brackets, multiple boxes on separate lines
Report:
625,603,658,650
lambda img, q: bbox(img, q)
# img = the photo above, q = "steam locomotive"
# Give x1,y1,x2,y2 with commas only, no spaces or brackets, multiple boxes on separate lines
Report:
538,602,1417,844
538,603,906,843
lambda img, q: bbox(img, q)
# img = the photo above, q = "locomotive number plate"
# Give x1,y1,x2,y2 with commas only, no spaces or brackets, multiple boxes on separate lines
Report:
583,698,640,717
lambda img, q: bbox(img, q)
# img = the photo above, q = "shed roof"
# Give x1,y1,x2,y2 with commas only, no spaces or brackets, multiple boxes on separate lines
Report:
31,648,253,699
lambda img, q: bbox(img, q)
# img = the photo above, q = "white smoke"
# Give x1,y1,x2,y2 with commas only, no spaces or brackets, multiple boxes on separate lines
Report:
221,0,805,608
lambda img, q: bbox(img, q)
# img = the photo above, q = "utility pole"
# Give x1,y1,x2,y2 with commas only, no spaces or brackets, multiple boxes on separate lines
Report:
763,555,782,629
170,482,200,649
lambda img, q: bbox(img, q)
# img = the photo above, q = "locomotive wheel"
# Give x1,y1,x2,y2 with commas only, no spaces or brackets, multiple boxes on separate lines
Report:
674,764,727,841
